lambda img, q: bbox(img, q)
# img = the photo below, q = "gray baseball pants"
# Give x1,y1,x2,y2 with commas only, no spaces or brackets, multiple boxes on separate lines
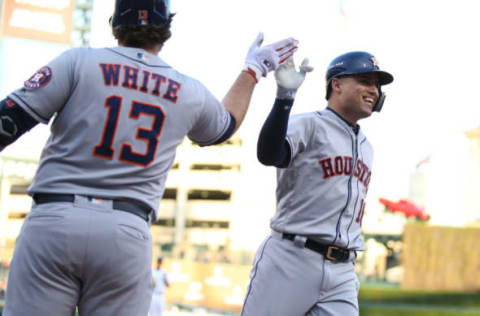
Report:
3,195,153,316
241,231,360,316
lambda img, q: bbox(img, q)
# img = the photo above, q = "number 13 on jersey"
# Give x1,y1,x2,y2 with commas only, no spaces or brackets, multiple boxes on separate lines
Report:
93,95,166,167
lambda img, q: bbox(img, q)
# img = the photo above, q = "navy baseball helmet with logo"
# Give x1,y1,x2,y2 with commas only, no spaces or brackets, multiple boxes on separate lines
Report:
325,51,394,112
111,0,171,27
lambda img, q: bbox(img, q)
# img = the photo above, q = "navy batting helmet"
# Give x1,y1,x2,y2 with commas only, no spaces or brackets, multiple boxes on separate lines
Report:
325,51,394,112
111,0,171,27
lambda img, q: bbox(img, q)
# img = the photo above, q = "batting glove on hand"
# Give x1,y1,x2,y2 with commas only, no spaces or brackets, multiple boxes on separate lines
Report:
275,57,314,100
243,32,299,83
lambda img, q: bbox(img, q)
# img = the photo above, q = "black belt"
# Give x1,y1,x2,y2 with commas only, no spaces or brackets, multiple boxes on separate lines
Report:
33,193,151,222
282,233,351,262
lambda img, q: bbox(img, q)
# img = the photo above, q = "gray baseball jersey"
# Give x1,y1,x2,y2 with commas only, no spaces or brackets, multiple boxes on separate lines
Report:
150,268,170,316
152,268,170,295
271,108,373,250
9,46,231,219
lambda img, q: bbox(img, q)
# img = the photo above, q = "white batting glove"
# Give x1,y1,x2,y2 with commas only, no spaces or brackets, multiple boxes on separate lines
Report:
275,57,314,99
243,32,299,83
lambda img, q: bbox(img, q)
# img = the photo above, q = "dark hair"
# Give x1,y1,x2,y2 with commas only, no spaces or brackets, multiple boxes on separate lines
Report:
112,14,175,51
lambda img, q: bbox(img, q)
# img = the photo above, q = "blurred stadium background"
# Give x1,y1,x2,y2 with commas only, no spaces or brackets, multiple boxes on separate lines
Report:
0,0,480,315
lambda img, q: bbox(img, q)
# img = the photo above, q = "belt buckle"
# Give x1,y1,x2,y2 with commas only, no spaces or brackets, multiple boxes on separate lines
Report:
326,246,339,261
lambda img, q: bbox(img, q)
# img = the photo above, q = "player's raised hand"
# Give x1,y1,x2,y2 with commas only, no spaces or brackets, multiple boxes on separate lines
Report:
275,57,314,100
243,32,299,83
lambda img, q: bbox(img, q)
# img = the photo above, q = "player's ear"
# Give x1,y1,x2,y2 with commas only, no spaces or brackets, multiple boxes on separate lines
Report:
331,77,343,95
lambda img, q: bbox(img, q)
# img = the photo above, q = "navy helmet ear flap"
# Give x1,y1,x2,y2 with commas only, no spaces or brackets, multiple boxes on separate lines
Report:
373,87,386,112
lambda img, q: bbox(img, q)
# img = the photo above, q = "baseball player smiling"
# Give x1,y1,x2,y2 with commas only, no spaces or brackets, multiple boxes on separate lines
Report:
241,51,394,316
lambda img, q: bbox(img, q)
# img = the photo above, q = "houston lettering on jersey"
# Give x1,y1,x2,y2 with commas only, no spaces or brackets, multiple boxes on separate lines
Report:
318,156,371,188
99,63,181,103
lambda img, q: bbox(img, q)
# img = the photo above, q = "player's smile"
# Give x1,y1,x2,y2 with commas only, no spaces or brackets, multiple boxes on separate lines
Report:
351,74,379,107
347,82,378,115
363,96,376,106
362,93,377,111
355,77,379,113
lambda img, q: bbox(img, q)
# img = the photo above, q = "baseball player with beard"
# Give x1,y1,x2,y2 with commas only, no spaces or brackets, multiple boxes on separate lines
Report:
241,51,394,316
0,1,298,315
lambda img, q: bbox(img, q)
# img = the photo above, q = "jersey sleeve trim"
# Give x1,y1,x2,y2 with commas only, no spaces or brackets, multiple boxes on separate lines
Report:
193,111,232,146
0,97,39,149
9,93,50,124
284,135,295,168
209,113,236,145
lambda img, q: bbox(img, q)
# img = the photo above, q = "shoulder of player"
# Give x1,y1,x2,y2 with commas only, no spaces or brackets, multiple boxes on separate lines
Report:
290,111,318,121
45,47,90,63
49,47,98,68
289,111,328,129
63,46,94,58
172,71,206,91
358,131,372,147
290,109,335,121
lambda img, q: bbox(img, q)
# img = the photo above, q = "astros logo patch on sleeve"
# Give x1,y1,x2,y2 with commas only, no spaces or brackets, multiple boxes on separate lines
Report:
24,66,52,89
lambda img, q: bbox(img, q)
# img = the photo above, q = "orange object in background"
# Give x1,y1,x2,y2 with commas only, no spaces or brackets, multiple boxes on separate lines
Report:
0,0,74,44
379,198,430,221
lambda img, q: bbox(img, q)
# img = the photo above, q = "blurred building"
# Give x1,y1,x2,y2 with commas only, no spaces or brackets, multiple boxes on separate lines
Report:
150,137,257,263
408,128,479,227
0,156,37,264
408,166,428,208
465,126,480,225
71,0,94,47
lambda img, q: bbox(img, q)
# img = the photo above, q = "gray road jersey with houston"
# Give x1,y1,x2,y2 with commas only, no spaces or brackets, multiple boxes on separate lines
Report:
271,108,373,250
9,47,231,218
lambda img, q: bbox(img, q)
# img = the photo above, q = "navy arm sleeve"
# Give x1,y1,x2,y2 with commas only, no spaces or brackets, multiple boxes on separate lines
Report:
257,98,294,168
0,97,39,151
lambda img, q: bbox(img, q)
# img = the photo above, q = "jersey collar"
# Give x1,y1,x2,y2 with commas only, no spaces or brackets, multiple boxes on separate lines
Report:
325,107,360,135
108,47,171,68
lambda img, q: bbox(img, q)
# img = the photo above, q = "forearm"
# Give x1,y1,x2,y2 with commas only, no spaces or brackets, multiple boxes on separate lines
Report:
222,71,257,133
257,98,293,167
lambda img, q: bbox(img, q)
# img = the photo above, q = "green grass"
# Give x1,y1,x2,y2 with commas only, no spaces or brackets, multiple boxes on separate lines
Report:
360,302,480,316
359,284,480,308
3,287,480,316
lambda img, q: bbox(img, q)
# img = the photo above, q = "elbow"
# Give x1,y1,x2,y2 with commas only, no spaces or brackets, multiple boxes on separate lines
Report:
257,150,278,166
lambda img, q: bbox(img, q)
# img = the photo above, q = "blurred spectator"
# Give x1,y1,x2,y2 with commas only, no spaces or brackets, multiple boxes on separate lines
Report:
149,256,171,316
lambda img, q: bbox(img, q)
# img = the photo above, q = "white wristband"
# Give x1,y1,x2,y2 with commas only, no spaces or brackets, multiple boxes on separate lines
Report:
242,64,263,83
